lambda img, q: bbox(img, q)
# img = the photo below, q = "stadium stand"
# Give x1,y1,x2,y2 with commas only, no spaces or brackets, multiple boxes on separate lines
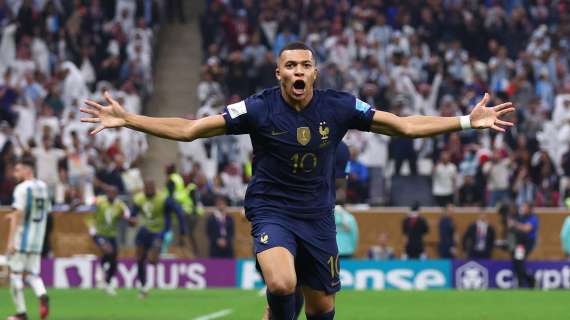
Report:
0,0,159,208
190,0,570,209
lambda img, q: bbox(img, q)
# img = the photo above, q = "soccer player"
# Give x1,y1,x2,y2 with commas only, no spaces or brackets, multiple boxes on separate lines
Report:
5,158,51,320
85,185,130,295
131,179,186,298
81,42,515,319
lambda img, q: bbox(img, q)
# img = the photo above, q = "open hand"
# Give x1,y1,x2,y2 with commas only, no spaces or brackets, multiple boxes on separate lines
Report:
81,91,128,135
469,93,515,132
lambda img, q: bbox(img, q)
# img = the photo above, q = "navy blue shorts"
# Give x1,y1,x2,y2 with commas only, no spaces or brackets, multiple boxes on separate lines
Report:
251,212,340,294
93,235,117,255
135,227,163,250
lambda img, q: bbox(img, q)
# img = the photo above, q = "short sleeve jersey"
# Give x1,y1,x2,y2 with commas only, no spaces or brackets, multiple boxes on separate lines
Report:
223,87,374,219
11,179,51,253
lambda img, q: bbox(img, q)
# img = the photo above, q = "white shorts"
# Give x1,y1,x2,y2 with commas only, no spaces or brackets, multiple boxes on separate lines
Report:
8,252,41,275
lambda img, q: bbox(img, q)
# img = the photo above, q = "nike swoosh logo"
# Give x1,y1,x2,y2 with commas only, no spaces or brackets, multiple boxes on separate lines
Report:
331,280,340,286
271,130,287,136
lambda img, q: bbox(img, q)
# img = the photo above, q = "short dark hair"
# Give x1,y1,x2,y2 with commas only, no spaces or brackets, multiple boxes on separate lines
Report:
278,42,316,63
16,156,35,170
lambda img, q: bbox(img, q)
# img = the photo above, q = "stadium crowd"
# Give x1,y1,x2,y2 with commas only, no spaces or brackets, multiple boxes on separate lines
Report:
0,0,161,209
193,0,570,209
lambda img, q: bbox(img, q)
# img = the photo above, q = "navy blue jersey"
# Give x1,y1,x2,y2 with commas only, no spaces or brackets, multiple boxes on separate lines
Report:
223,87,375,219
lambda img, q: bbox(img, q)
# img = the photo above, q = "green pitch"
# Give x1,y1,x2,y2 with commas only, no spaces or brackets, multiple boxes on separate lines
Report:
0,289,567,319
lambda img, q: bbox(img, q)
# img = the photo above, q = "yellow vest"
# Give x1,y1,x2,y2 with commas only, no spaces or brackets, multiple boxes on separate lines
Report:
167,173,187,204
183,183,204,216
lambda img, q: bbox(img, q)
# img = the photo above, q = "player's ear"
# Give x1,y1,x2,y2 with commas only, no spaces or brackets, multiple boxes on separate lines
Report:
275,67,280,81
314,68,318,81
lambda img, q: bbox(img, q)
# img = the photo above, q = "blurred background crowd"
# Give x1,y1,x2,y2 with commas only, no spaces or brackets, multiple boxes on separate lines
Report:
194,0,570,209
0,0,161,209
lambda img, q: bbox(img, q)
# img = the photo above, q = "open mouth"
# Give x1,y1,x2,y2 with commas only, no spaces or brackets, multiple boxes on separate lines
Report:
292,80,306,96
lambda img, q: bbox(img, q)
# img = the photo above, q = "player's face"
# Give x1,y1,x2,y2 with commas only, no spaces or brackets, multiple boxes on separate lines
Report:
13,163,24,181
215,197,227,211
276,49,317,107
13,164,30,182
144,181,156,197
107,188,118,201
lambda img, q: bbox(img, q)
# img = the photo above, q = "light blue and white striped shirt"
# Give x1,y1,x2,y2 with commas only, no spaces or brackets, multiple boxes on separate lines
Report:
11,179,51,254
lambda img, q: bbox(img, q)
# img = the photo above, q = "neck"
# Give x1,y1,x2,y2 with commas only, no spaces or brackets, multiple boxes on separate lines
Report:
280,85,313,112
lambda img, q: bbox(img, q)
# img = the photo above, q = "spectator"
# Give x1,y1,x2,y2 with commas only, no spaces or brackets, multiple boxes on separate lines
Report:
206,195,235,258
30,135,66,199
58,61,90,108
402,203,429,259
459,175,484,206
531,150,559,206
508,201,539,288
432,151,458,207
358,132,389,205
334,201,359,260
346,146,368,204
242,32,268,92
319,63,344,91
438,204,456,259
95,153,126,195
512,167,536,207
368,232,395,260
0,139,17,204
390,135,418,176
218,162,246,206
483,149,511,207
462,211,496,259
272,27,298,58
489,46,514,93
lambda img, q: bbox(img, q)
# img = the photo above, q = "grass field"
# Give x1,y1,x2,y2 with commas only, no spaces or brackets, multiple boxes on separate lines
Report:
0,288,568,319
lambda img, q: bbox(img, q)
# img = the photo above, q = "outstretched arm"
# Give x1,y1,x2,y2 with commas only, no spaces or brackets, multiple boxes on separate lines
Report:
81,92,226,141
370,93,515,138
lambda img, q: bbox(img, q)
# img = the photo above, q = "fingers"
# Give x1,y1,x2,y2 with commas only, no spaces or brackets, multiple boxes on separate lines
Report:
491,124,506,132
80,107,98,116
90,125,106,135
84,99,103,110
495,119,513,127
497,107,515,116
80,117,100,123
478,92,490,107
492,102,513,111
104,91,115,105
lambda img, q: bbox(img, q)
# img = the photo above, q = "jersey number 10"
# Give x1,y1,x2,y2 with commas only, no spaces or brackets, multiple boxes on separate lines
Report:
290,152,318,173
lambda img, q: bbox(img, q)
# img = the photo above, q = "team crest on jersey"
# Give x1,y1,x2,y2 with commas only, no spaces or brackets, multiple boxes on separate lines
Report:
260,233,269,244
319,122,329,140
297,127,311,145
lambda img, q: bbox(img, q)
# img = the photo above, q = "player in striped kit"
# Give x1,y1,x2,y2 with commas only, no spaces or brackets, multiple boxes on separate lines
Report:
5,158,51,320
